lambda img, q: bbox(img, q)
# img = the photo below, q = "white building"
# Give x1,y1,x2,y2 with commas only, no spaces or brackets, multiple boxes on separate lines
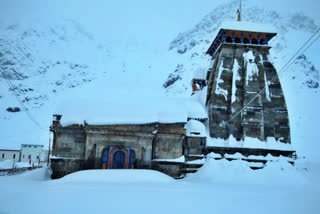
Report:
20,144,48,164
0,149,20,162
0,144,49,167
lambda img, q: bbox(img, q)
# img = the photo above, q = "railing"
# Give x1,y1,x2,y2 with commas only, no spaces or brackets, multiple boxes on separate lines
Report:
0,166,42,176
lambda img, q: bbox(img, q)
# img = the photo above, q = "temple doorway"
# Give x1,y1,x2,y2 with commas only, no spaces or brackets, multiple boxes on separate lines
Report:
101,146,135,169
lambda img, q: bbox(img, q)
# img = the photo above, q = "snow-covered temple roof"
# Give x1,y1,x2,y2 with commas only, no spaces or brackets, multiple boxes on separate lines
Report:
206,21,277,57
219,21,277,34
54,96,208,126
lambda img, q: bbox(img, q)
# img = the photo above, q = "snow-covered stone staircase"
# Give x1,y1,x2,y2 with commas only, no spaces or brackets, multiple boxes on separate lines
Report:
183,151,296,177
183,155,205,174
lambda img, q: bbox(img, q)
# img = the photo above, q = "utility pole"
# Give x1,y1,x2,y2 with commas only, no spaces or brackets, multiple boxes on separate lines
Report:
237,0,242,21
47,137,51,166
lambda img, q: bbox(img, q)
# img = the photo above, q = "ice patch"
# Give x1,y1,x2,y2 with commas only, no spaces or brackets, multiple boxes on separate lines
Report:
231,59,241,103
264,71,271,101
215,60,228,101
243,51,259,85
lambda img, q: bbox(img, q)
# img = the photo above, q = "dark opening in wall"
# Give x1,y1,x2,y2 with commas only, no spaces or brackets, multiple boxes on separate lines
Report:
260,39,265,45
226,36,232,43
235,37,241,43
246,111,256,116
243,37,250,44
190,132,200,135
252,38,258,44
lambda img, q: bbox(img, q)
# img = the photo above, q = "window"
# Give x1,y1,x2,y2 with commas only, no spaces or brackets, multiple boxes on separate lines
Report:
243,37,250,44
23,155,25,158
37,156,39,159
190,132,200,135
226,36,232,43
234,37,241,43
13,154,16,159
28,155,31,160
1,154,4,158
252,38,258,44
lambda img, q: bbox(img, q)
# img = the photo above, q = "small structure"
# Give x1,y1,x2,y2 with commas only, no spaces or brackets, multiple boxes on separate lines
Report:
191,78,206,92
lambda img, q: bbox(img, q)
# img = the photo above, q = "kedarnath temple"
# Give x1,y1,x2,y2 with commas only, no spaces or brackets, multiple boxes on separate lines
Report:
206,22,291,144
50,20,295,179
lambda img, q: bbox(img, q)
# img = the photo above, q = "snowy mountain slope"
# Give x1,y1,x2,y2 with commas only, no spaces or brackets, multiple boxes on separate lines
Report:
0,0,319,163
167,0,319,94
0,0,218,149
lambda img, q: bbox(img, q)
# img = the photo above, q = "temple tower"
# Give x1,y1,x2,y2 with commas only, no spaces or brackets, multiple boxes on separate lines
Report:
206,22,291,144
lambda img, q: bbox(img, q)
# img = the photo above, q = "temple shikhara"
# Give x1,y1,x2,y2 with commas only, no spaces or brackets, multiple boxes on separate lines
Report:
205,21,291,146
50,20,295,179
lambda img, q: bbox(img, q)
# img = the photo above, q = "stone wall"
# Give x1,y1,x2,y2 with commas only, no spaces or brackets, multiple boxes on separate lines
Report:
206,43,291,143
51,158,86,179
50,122,187,178
84,124,155,169
184,136,206,155
51,125,86,159
151,161,184,178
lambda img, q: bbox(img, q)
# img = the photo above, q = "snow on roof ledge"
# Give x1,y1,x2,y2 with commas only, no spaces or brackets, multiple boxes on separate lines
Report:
54,96,207,126
185,119,206,137
219,21,277,34
207,136,295,152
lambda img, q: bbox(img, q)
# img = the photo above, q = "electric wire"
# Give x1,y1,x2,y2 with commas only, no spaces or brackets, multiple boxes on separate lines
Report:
1,76,44,130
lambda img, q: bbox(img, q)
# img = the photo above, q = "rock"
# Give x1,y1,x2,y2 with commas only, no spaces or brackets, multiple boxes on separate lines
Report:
306,80,319,88
6,107,21,112
163,75,181,88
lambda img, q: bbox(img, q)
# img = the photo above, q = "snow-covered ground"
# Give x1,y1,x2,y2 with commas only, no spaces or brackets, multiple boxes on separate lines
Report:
0,159,319,214
0,160,32,169
0,0,320,213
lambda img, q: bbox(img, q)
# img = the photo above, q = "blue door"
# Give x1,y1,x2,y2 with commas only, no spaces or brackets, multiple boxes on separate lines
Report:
101,146,135,169
111,150,126,169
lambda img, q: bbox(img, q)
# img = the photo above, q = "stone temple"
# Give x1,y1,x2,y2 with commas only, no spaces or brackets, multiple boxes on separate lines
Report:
50,22,295,179
206,22,290,143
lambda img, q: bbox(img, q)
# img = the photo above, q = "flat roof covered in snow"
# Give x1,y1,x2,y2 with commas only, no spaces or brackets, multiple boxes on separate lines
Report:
54,96,208,126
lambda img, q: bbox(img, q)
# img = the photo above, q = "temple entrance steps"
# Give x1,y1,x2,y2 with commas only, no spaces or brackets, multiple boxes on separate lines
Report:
205,146,296,159
182,149,296,177
204,147,296,170
182,155,205,175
